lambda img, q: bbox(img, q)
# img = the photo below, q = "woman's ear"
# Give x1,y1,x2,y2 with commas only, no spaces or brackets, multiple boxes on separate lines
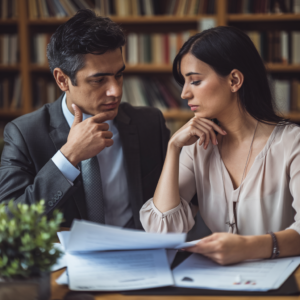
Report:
229,69,244,93
53,68,69,92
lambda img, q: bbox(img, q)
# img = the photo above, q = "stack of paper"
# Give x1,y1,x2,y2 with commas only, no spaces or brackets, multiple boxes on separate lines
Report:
52,220,300,292
56,220,188,291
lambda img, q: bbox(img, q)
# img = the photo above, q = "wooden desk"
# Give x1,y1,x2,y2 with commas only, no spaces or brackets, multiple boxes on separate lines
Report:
51,266,300,300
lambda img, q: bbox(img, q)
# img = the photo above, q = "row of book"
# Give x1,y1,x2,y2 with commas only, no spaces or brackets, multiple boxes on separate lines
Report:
228,0,300,14
27,0,215,19
246,31,300,64
32,77,62,108
4,76,300,136
270,77,300,113
0,35,18,65
122,76,188,110
0,0,18,19
0,76,22,110
28,0,92,18
31,21,217,66
125,31,195,65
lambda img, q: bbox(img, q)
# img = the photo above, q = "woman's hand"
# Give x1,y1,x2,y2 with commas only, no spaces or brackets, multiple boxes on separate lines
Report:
183,233,249,265
170,117,226,150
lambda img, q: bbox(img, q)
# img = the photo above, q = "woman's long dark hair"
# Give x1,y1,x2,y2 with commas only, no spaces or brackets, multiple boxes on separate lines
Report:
173,26,288,124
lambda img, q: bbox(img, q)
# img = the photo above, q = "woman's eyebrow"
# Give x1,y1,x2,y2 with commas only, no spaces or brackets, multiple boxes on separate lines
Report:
185,72,203,76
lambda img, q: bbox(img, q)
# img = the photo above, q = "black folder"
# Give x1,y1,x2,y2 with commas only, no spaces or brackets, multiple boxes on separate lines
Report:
123,252,300,296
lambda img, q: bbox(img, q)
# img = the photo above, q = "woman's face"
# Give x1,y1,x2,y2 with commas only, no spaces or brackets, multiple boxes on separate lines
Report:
180,53,235,120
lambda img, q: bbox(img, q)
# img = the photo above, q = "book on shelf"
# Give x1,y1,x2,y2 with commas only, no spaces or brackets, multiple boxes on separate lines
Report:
0,75,22,110
0,34,18,65
31,34,51,65
228,0,300,14
0,0,18,19
32,78,62,108
246,30,300,64
27,0,215,19
125,31,197,65
269,76,300,113
122,75,189,110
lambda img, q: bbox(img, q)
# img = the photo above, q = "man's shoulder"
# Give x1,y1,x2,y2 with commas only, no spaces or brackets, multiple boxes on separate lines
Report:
9,104,52,132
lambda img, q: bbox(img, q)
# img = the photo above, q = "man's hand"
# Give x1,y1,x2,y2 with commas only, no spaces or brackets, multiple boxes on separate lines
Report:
169,117,226,150
60,104,114,166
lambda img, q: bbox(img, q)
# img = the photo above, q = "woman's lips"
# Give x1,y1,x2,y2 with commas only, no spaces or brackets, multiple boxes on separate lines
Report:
189,105,199,111
102,102,119,110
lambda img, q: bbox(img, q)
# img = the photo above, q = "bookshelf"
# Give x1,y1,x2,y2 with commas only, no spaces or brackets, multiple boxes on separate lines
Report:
0,0,300,132
227,13,300,22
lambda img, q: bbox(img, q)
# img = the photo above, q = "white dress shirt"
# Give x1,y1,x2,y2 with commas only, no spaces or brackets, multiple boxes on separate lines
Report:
52,94,132,227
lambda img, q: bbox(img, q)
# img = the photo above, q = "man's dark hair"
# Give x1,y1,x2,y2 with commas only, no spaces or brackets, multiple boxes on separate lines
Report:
47,9,125,86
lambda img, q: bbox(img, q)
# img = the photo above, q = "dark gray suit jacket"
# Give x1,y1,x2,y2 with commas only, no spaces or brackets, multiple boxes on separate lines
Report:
0,94,170,229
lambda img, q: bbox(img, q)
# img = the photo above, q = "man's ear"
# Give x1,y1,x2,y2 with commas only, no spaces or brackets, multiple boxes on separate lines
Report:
53,68,69,92
229,69,244,93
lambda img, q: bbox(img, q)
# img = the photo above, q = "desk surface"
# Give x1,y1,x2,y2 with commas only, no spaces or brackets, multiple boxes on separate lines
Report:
51,266,300,300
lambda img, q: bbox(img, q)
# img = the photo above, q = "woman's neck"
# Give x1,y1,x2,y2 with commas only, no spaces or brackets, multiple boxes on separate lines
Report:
217,109,259,144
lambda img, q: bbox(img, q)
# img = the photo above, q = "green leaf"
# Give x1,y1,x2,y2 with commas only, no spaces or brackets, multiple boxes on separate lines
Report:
0,200,62,279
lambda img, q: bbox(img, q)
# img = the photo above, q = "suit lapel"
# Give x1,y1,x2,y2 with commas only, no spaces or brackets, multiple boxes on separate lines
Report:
116,106,144,229
48,94,88,220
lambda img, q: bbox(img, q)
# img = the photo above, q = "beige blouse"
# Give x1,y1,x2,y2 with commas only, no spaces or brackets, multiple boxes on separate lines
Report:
140,124,300,236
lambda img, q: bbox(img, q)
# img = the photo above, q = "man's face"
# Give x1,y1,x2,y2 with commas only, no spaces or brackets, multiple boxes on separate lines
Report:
67,48,124,119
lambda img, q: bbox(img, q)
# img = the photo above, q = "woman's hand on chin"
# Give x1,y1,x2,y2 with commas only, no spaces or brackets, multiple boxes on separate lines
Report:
169,117,226,150
183,232,250,265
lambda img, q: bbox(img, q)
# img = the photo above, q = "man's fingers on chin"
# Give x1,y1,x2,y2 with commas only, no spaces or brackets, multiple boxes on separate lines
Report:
105,139,114,147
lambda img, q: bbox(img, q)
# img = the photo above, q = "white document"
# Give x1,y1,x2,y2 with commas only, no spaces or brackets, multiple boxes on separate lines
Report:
173,253,300,291
57,231,70,249
272,256,300,289
66,220,186,252
67,249,174,291
51,243,67,271
56,249,178,286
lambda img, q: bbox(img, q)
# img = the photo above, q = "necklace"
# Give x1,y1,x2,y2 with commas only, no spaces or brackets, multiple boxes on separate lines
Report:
219,121,259,234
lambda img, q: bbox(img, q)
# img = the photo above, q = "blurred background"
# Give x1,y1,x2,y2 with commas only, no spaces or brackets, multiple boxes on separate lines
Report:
0,0,300,238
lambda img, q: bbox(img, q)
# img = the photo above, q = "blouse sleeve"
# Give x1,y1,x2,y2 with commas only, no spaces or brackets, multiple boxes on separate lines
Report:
140,145,197,233
287,132,300,235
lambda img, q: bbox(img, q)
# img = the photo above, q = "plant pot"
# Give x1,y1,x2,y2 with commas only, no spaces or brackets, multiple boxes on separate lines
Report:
0,272,51,300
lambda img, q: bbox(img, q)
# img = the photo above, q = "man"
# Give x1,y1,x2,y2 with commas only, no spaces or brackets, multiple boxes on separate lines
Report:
0,9,170,229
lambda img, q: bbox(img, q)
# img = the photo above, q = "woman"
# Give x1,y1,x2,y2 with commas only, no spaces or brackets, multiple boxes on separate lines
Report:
140,26,300,265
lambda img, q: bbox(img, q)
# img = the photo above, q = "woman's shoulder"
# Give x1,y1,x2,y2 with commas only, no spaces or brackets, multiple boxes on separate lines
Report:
277,123,300,141
271,123,300,157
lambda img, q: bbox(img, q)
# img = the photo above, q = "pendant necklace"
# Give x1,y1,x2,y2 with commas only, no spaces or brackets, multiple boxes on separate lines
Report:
219,121,259,234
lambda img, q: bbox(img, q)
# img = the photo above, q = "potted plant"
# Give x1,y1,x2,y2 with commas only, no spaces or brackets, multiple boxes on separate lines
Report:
0,200,63,300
